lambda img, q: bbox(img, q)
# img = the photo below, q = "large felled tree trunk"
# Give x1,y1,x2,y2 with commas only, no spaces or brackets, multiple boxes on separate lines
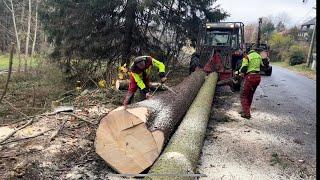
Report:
95,71,206,174
147,72,218,180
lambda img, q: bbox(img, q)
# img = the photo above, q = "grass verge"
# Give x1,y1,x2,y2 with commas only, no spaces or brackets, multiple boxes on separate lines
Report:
271,61,316,80
0,54,38,71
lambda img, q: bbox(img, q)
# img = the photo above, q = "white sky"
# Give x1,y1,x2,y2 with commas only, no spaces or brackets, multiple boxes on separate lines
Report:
216,0,316,27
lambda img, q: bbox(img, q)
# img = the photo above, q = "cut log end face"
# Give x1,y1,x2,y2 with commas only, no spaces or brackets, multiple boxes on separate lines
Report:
95,109,164,174
115,79,130,90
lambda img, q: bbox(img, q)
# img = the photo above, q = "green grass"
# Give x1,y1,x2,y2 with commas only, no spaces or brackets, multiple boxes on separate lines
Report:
271,61,316,80
0,54,39,70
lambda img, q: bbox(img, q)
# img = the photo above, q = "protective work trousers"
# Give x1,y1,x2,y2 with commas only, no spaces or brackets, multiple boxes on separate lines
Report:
240,73,261,116
123,74,150,106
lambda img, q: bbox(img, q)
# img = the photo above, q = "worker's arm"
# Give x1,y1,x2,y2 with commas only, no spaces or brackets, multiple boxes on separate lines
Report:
151,58,167,83
239,57,249,73
260,58,265,67
152,58,165,73
132,72,148,94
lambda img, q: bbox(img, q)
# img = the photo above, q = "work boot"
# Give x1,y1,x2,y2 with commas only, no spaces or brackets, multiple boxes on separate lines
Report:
241,113,251,119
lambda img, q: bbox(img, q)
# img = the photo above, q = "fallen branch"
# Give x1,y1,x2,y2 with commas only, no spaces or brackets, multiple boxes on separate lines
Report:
88,76,100,89
60,112,96,125
49,118,68,141
0,119,34,144
0,43,14,104
3,99,30,118
0,129,53,145
1,111,58,126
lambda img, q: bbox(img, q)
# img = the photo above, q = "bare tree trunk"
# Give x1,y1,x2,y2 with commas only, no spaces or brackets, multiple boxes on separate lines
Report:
121,0,137,65
159,0,174,41
5,0,21,72
25,0,32,72
18,0,24,72
0,43,14,104
31,0,38,57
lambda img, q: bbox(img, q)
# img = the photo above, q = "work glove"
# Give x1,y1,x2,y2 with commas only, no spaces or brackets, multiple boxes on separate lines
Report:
146,92,152,99
141,88,151,99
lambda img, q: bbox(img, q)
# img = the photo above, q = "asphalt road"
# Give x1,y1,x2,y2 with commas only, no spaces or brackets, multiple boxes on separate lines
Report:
199,65,316,179
255,65,316,159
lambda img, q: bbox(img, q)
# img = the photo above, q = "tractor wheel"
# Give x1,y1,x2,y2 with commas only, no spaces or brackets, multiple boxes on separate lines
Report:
265,66,272,76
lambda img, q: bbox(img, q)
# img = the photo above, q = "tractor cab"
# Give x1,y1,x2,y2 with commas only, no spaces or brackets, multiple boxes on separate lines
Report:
192,21,245,90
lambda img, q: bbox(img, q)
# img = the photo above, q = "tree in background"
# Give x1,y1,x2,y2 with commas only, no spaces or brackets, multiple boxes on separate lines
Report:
0,1,14,53
272,12,291,28
1,0,42,72
39,0,227,77
260,17,275,43
288,26,300,41
269,32,293,61
276,21,286,32
244,24,256,43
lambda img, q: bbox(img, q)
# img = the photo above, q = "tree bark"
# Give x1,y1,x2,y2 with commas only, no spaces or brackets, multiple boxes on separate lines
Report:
115,79,167,91
24,0,31,71
8,0,21,72
0,43,14,104
31,0,38,57
147,72,218,180
95,71,206,174
121,0,137,65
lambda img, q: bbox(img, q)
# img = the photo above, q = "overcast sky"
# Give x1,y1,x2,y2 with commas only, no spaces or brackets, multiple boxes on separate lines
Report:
216,0,316,27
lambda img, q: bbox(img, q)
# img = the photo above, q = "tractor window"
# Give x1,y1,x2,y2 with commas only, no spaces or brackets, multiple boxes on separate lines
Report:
231,34,238,48
205,32,230,46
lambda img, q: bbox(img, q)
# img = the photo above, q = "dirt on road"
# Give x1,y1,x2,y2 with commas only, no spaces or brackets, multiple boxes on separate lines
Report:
198,84,316,179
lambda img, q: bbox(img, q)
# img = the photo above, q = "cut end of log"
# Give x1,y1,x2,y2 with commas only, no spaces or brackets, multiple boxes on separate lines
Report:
115,80,120,90
115,79,130,90
151,130,165,153
95,108,164,174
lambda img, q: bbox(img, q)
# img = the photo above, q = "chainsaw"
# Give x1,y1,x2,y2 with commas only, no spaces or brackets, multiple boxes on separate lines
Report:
151,70,177,96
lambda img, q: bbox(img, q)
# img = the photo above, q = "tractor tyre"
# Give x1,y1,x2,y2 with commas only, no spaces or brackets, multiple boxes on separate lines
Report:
265,66,272,76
